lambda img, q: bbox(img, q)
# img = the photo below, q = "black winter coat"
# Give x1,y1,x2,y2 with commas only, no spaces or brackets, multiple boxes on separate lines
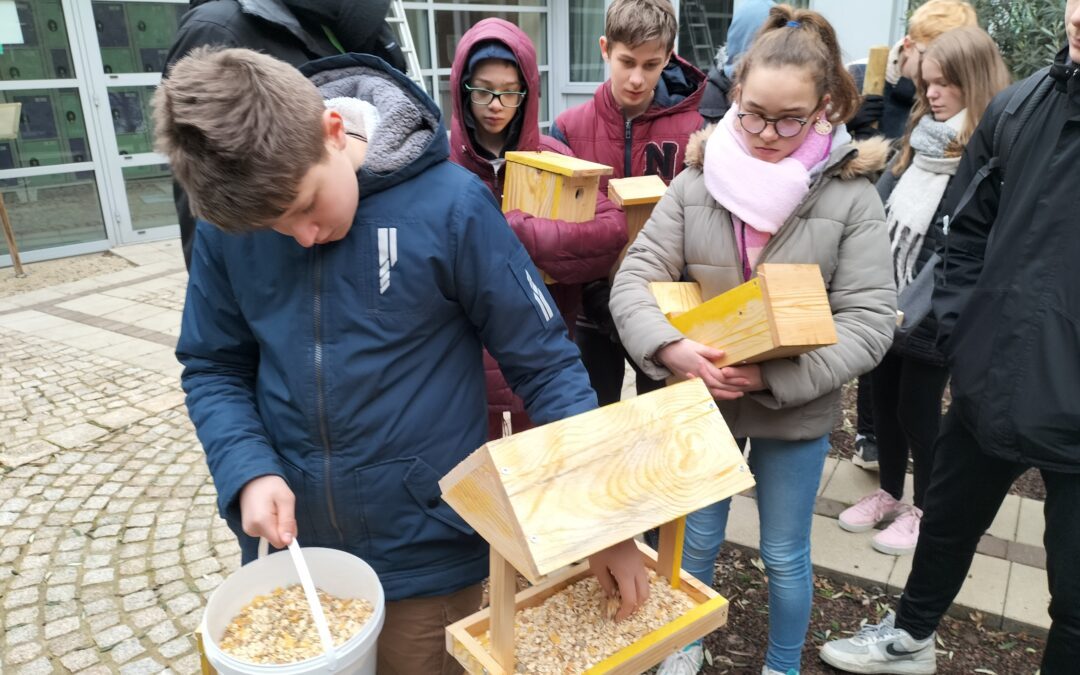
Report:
934,50,1080,471
699,64,733,125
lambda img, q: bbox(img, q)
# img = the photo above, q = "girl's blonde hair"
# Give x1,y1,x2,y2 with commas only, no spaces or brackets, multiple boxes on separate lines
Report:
908,0,978,45
735,5,861,125
893,26,1011,175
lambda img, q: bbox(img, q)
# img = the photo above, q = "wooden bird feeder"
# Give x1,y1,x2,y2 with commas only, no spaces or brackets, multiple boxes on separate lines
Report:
653,263,837,369
502,151,613,224
607,175,668,278
440,379,756,674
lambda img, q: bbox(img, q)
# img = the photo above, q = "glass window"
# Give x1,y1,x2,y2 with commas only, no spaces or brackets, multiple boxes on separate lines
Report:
123,164,176,231
441,0,543,4
0,1,75,81
1,89,93,168
106,86,157,156
407,9,432,70
677,0,735,73
433,11,547,68
92,1,186,74
569,0,605,82
0,172,107,254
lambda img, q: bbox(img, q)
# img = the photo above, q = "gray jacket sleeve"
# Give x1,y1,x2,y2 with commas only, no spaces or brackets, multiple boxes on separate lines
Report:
753,182,896,409
609,171,694,380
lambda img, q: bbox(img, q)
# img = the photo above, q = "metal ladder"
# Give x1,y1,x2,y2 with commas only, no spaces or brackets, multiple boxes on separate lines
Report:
680,0,716,69
386,0,427,94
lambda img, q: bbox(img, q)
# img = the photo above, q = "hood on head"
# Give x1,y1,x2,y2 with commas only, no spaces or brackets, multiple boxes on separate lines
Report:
450,19,542,163
723,0,775,79
302,53,447,195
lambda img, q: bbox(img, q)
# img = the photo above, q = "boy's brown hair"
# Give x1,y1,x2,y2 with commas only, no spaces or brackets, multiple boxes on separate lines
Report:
604,0,678,52
152,47,327,234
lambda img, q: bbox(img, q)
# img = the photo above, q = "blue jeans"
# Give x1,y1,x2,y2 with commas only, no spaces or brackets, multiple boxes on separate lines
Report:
681,435,829,674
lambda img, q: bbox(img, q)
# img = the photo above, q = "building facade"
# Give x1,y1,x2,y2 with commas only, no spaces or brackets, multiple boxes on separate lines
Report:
0,0,906,266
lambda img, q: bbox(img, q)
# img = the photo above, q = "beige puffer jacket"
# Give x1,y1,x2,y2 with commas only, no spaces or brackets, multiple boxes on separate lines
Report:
610,126,896,440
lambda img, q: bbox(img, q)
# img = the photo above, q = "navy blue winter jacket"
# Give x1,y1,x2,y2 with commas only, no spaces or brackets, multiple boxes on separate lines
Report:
176,54,597,600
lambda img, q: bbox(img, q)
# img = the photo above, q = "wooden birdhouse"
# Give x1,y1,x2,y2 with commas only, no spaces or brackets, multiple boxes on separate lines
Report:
502,151,614,223
440,379,755,674
654,263,838,369
607,175,668,277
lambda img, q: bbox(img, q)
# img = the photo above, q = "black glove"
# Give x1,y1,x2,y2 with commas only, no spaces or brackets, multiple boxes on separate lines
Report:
848,94,885,141
581,281,619,342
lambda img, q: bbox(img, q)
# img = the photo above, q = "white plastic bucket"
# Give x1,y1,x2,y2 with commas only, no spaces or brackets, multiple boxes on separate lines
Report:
202,540,385,674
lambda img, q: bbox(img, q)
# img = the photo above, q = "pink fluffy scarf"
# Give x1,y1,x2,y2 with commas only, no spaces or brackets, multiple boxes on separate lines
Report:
703,105,835,279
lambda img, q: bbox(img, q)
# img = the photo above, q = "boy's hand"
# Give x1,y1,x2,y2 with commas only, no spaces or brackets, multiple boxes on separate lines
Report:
656,339,743,400
719,364,765,393
588,538,649,622
239,475,297,549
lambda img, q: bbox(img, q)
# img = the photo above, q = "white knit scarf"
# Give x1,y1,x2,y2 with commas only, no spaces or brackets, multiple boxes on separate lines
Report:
887,110,965,289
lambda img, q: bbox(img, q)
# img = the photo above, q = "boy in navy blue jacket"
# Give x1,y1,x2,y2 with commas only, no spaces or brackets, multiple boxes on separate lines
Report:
154,47,647,673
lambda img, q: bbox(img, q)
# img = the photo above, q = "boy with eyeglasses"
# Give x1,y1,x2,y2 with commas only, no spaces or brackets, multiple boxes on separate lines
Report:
449,18,630,442
550,0,706,409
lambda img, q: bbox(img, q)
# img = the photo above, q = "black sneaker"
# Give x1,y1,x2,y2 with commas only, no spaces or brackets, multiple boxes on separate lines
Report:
853,435,880,471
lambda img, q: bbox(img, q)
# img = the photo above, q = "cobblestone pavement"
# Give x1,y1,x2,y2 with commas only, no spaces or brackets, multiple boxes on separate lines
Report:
1,242,241,674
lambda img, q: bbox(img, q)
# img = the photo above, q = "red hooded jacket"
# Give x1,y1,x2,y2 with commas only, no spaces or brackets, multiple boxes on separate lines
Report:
449,18,627,439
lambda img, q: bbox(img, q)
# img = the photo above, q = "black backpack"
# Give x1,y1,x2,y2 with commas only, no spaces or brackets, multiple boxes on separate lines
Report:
945,66,1054,230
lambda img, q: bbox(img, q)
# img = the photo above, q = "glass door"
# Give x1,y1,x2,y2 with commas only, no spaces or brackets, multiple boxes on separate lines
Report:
0,0,112,264
75,0,186,245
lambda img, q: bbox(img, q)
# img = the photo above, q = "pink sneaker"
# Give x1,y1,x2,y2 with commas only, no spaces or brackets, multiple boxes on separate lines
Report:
838,489,903,533
872,505,923,555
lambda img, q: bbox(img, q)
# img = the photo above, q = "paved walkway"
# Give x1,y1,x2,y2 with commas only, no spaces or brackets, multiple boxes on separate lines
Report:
0,241,1048,673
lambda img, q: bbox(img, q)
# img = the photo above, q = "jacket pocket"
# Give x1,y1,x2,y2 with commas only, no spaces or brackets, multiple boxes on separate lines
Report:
1010,307,1080,461
276,455,326,545
354,458,476,558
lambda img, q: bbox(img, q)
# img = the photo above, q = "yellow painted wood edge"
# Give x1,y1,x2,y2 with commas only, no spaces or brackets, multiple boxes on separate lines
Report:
505,151,614,177
195,625,216,675
669,277,762,335
607,175,668,207
581,595,730,674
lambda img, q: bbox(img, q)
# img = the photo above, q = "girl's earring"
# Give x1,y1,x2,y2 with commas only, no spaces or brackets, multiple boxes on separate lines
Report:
814,115,833,135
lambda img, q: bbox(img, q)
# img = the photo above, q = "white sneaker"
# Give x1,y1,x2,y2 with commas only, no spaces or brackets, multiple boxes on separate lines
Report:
819,612,936,674
657,640,704,675
762,666,799,674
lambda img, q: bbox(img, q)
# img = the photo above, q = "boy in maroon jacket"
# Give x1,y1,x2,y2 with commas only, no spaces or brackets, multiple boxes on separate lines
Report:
552,0,706,405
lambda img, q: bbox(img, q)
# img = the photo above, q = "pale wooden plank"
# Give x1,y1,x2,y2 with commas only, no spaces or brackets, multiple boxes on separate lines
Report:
505,150,614,177
656,517,687,588
490,550,518,673
758,264,837,348
649,282,703,319
863,45,890,96
670,277,777,367
607,175,668,207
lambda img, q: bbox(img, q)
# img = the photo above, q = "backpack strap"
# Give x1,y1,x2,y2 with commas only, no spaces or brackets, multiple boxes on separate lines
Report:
946,66,1052,231
996,65,1054,172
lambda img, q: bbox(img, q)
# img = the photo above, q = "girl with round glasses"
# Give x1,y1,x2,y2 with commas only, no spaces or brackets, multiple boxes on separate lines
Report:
610,6,896,674
449,19,628,441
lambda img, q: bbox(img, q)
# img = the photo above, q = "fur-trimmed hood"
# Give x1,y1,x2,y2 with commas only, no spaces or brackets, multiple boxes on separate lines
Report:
684,124,890,180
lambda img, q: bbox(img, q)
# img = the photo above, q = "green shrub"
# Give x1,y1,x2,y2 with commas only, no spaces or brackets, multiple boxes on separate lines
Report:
908,0,1066,79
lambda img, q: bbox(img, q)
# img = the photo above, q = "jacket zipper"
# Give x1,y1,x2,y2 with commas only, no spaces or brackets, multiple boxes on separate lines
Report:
624,118,633,177
313,248,344,542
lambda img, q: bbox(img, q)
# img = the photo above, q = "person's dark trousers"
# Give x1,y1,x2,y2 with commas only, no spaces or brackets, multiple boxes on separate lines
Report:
575,323,664,406
855,373,875,439
869,351,949,507
896,407,1080,674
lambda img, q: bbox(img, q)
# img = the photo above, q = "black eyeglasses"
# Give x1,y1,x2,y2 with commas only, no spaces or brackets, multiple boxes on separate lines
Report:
464,84,527,108
736,112,811,138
